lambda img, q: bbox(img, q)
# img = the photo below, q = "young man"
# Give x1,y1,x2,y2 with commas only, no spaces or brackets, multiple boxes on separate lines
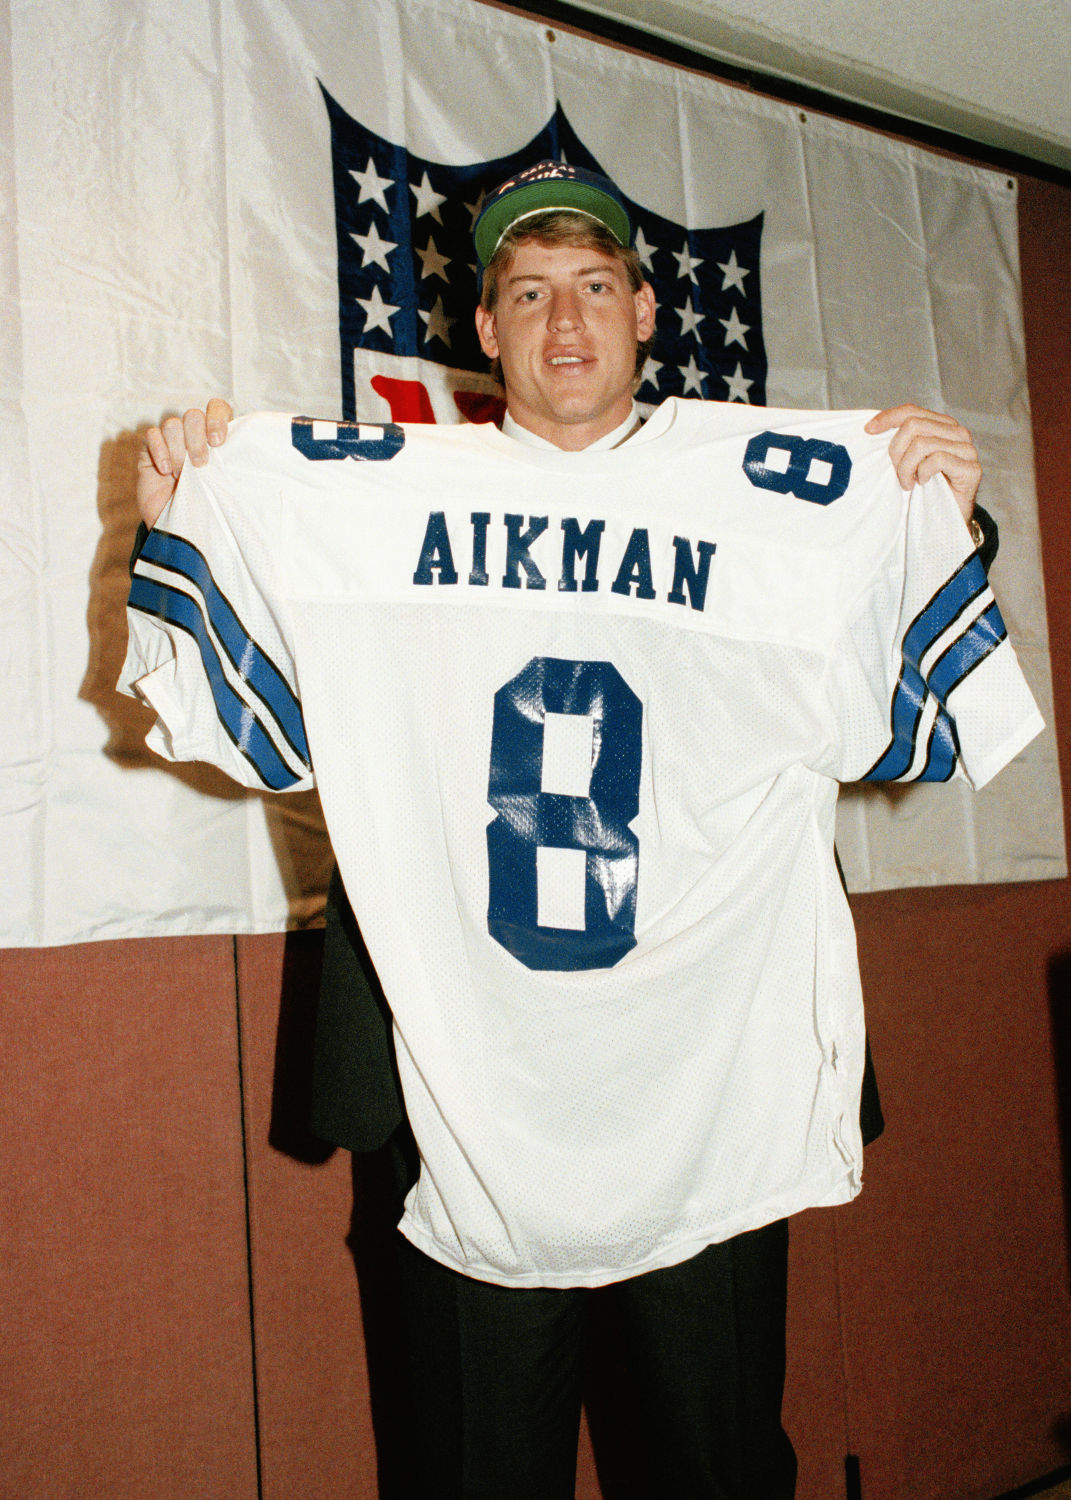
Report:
129,163,1037,1498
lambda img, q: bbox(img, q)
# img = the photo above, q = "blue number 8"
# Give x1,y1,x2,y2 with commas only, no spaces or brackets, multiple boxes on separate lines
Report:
743,430,852,504
486,657,642,971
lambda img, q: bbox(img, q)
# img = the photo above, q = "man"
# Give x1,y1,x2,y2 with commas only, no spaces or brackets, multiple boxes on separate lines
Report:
128,163,1037,1498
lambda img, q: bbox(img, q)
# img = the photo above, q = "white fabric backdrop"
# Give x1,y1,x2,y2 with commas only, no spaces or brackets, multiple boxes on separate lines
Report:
0,0,1063,947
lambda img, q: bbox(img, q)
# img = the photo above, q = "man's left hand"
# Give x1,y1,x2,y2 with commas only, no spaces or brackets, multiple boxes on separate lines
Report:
865,404,982,524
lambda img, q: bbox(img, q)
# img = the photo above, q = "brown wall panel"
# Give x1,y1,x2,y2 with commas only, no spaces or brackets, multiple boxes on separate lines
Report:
575,1413,603,1497
786,1209,853,1500
840,884,1071,1499
0,937,258,1499
234,933,381,1499
571,1223,851,1500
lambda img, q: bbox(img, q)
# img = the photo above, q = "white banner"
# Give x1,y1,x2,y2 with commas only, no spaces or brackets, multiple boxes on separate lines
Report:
0,0,1063,947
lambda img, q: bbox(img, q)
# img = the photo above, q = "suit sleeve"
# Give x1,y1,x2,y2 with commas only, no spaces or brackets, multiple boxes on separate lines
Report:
118,427,315,794
827,472,1043,791
309,867,406,1154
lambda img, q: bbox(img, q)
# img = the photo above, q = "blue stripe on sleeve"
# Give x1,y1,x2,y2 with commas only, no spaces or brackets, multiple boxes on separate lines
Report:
864,662,927,782
129,585,309,793
927,600,1007,702
138,530,309,764
916,708,959,782
900,554,989,668
863,555,996,784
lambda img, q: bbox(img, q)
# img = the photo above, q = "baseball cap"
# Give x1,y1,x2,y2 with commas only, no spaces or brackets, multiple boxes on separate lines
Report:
473,160,632,268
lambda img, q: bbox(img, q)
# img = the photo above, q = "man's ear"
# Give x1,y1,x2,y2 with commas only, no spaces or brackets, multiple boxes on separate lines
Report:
475,305,499,359
634,281,656,342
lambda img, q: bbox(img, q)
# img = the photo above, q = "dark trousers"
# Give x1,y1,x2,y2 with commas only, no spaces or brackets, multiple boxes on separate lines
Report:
397,1219,797,1500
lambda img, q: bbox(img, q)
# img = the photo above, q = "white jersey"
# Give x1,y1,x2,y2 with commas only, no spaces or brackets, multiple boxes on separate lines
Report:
120,399,1042,1288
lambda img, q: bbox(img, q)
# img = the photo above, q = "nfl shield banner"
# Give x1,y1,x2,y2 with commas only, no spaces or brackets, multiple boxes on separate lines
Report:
0,0,1063,945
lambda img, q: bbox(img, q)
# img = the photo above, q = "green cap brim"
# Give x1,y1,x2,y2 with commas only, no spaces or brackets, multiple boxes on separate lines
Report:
474,180,631,267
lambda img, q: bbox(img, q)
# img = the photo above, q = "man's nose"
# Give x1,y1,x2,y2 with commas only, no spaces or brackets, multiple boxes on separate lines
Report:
547,289,583,330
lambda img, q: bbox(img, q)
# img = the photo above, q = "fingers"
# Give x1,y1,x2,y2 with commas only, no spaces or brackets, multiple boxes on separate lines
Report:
136,399,233,529
888,425,978,493
135,430,179,528
205,397,234,450
865,403,982,522
177,407,211,466
914,447,983,524
142,400,234,476
177,400,232,465
864,402,940,435
140,422,174,478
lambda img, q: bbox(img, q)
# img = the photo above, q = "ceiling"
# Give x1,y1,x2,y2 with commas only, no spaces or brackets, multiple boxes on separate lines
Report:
561,0,1071,176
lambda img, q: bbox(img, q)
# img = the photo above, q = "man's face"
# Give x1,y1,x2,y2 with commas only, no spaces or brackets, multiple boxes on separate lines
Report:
474,239,656,451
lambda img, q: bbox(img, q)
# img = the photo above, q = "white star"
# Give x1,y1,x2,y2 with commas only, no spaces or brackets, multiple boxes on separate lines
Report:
356,284,400,336
419,294,457,348
678,354,706,396
633,225,657,273
350,157,393,213
719,307,750,349
410,171,446,222
464,188,487,230
416,235,451,282
350,220,397,272
676,297,706,340
723,362,754,402
673,242,703,283
717,249,749,295
639,354,663,391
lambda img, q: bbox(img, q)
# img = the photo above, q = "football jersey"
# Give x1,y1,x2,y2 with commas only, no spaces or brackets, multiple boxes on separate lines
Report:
120,399,1043,1288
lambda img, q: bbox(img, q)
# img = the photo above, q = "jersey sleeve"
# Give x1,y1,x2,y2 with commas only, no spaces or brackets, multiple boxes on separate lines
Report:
118,420,315,794
828,472,1043,791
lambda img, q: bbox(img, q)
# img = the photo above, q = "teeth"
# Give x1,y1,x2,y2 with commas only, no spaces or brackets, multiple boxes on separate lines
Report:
550,356,584,365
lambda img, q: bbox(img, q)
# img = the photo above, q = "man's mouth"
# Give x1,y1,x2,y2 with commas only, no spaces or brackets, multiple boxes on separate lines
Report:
547,354,589,366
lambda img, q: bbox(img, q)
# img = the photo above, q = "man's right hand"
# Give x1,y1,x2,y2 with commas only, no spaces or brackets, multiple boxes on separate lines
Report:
136,398,233,528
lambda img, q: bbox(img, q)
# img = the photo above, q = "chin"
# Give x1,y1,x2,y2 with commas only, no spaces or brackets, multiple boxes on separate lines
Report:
549,406,605,429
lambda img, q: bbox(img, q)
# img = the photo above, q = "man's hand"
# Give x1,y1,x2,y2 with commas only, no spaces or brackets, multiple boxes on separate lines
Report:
136,398,233,528
865,404,982,525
